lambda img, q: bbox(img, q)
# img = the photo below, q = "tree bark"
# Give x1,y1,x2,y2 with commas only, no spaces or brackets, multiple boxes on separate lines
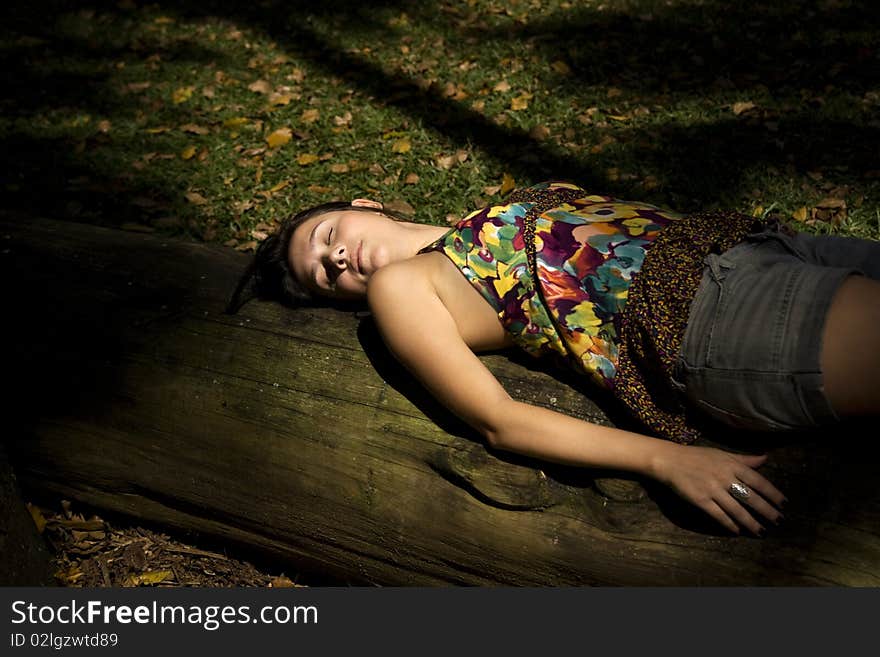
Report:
2,213,878,586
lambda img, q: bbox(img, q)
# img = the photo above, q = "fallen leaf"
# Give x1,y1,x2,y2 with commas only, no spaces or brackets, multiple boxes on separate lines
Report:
551,60,571,76
307,185,333,194
301,109,320,124
180,145,197,160
248,79,272,94
811,198,847,225
223,117,250,129
146,126,172,134
752,205,765,218
435,153,456,169
445,213,459,224
732,101,756,115
329,163,350,173
125,82,151,93
333,111,353,126
202,86,215,98
296,153,319,165
384,199,415,216
607,87,622,98
235,241,258,252
392,138,411,154
133,570,173,585
27,504,46,534
180,123,210,135
493,80,511,93
266,180,290,194
266,128,292,148
482,184,501,195
269,575,301,588
405,173,420,184
500,172,516,196
97,119,112,133
529,124,550,140
791,206,808,222
251,229,269,240
510,93,532,111
268,92,292,106
172,86,195,104
185,192,208,205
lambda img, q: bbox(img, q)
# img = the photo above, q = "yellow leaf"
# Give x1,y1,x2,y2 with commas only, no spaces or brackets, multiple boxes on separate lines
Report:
180,145,197,160
607,114,628,121
551,60,571,76
269,180,290,193
136,570,173,585
792,206,808,222
296,153,319,166
146,126,171,134
732,101,756,116
172,86,195,104
301,109,320,124
333,111,353,126
391,138,411,154
185,192,208,205
27,503,46,534
500,172,516,196
269,575,297,588
180,123,209,135
248,79,272,94
752,205,764,218
529,125,550,140
329,163,350,173
154,16,174,25
510,93,532,111
266,128,292,148
493,80,511,93
435,153,456,169
307,185,333,194
269,92,292,106
223,117,249,129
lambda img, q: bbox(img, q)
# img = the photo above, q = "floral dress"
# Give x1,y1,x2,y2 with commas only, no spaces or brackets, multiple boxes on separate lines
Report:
417,181,682,391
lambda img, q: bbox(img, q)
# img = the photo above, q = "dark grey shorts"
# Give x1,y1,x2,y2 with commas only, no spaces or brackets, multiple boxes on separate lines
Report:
671,228,880,432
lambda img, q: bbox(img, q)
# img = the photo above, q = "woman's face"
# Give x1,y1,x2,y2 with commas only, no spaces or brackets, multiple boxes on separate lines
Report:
287,204,399,300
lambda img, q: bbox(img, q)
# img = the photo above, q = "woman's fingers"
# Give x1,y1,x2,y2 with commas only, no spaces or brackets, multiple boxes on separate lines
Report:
703,500,741,535
715,492,766,536
734,470,786,523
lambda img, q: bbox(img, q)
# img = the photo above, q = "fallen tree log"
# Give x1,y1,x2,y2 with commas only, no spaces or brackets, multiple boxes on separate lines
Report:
1,213,878,586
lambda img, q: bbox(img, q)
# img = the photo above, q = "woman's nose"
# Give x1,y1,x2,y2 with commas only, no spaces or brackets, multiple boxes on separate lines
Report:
326,243,348,269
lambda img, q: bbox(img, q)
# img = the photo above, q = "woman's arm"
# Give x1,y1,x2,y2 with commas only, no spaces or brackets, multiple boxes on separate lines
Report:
366,263,785,535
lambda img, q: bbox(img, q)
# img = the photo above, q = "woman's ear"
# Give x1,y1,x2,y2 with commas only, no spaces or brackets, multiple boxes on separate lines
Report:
351,198,383,210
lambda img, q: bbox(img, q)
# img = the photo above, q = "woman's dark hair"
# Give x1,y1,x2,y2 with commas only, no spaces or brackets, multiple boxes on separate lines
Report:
224,201,408,315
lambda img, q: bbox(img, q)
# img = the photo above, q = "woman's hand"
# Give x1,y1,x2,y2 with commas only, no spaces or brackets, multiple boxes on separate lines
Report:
651,445,787,536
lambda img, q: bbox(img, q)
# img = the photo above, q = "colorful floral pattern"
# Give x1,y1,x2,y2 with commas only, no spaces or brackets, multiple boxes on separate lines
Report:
417,181,682,390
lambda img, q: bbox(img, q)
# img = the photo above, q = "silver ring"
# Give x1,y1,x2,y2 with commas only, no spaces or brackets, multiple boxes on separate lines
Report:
729,482,751,501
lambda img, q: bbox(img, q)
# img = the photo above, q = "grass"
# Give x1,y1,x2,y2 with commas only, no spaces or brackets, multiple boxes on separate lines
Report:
2,0,879,248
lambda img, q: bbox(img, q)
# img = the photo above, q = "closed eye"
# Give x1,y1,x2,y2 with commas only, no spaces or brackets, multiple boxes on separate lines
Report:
327,227,333,244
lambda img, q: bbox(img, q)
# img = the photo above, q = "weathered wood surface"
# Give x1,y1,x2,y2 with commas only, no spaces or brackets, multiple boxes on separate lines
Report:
1,213,878,586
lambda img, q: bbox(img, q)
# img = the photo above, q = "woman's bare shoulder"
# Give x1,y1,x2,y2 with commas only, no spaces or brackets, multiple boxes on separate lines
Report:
368,252,513,352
